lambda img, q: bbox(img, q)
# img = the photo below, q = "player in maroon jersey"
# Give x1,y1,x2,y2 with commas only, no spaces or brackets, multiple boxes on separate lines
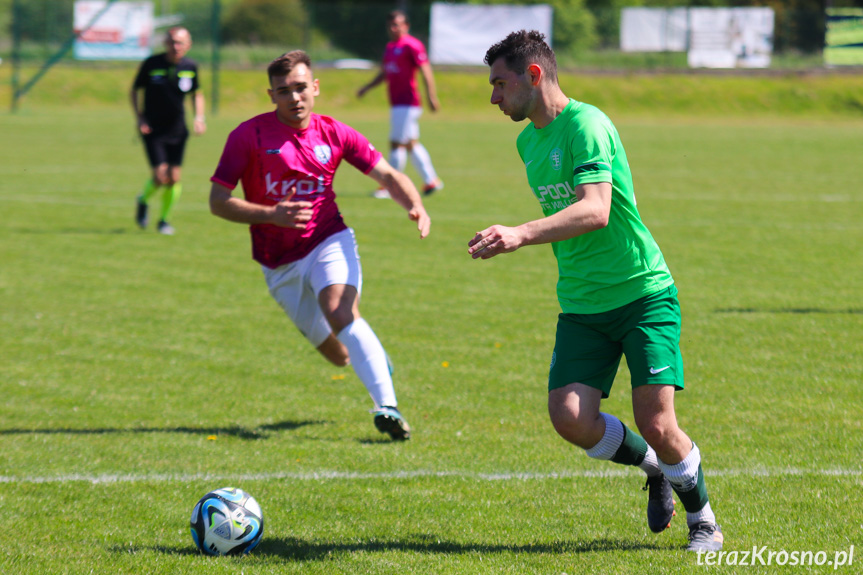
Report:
209,51,430,440
358,10,443,199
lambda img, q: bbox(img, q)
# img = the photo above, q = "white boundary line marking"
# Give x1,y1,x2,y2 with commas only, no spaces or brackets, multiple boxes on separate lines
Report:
1,467,860,485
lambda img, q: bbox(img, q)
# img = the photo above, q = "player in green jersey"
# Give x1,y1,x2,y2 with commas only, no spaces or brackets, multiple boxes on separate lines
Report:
469,30,722,552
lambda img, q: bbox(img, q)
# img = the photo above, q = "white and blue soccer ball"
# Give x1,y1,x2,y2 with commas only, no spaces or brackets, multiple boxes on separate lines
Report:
190,487,264,556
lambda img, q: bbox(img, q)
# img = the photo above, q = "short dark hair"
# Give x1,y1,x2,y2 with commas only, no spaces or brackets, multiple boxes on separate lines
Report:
387,10,408,24
484,30,558,84
267,50,312,81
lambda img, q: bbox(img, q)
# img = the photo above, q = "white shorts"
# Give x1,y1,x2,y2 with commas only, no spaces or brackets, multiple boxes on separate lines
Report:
262,228,362,347
389,105,422,144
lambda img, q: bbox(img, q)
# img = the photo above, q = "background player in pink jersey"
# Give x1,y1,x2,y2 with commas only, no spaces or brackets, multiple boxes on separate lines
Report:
209,50,431,440
357,9,443,199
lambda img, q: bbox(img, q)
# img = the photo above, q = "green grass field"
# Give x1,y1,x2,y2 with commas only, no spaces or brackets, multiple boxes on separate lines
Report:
1,68,862,573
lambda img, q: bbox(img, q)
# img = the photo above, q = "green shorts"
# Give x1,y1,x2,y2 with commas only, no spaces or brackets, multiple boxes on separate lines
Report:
548,285,684,397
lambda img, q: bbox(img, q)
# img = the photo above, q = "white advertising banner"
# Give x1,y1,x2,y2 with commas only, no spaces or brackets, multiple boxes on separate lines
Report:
74,1,154,60
688,7,774,69
620,8,689,52
620,7,774,68
430,3,553,66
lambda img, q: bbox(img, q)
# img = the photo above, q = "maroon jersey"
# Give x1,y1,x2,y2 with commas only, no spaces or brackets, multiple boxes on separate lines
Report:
211,112,382,268
383,34,428,107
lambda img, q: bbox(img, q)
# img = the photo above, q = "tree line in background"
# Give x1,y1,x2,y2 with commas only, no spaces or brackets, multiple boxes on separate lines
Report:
223,0,838,56
6,0,863,59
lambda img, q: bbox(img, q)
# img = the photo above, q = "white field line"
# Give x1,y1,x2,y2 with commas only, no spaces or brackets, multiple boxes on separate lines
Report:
1,467,860,485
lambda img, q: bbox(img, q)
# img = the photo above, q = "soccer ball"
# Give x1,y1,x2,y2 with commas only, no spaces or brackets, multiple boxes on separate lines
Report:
190,487,264,556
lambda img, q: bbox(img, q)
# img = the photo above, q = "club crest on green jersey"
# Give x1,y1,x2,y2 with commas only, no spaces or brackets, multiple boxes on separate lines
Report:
550,148,563,170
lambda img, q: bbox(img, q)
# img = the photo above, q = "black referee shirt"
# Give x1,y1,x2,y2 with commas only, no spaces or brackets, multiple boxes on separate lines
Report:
133,53,200,135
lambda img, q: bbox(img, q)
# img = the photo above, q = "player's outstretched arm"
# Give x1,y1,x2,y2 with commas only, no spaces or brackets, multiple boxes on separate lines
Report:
468,182,611,259
130,86,151,135
419,62,440,112
368,158,430,239
209,182,313,228
468,224,527,259
192,90,206,135
357,70,386,98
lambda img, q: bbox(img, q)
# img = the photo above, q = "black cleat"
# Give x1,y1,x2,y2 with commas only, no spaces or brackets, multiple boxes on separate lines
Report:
136,197,149,229
643,474,676,533
422,180,444,196
157,220,175,235
373,406,410,441
686,522,724,552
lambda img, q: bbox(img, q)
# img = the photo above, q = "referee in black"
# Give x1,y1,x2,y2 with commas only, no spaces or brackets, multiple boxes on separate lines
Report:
130,26,205,235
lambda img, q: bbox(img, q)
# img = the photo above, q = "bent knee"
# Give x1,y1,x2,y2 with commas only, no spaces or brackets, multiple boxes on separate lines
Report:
328,311,357,334
548,405,601,449
637,420,676,450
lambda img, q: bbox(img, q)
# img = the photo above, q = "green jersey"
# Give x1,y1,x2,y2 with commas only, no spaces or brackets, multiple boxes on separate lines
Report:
516,99,673,314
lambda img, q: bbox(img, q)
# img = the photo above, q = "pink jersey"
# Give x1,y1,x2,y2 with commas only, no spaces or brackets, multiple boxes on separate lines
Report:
383,34,428,107
211,112,382,268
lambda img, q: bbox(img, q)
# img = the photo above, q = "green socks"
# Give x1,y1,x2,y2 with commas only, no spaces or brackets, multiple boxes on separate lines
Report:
140,178,162,203
610,422,649,466
139,180,181,223
160,182,182,222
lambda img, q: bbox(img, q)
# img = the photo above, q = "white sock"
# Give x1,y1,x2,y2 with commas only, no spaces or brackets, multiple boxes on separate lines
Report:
640,447,661,477
658,442,701,491
584,413,660,475
409,143,438,184
688,502,715,526
336,318,397,408
389,147,407,173
658,443,716,526
584,413,624,460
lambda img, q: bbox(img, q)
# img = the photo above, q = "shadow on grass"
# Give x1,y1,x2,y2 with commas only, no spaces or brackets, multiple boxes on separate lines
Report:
108,543,201,557
124,534,673,559
715,307,863,314
0,419,326,440
255,535,672,557
358,437,403,445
